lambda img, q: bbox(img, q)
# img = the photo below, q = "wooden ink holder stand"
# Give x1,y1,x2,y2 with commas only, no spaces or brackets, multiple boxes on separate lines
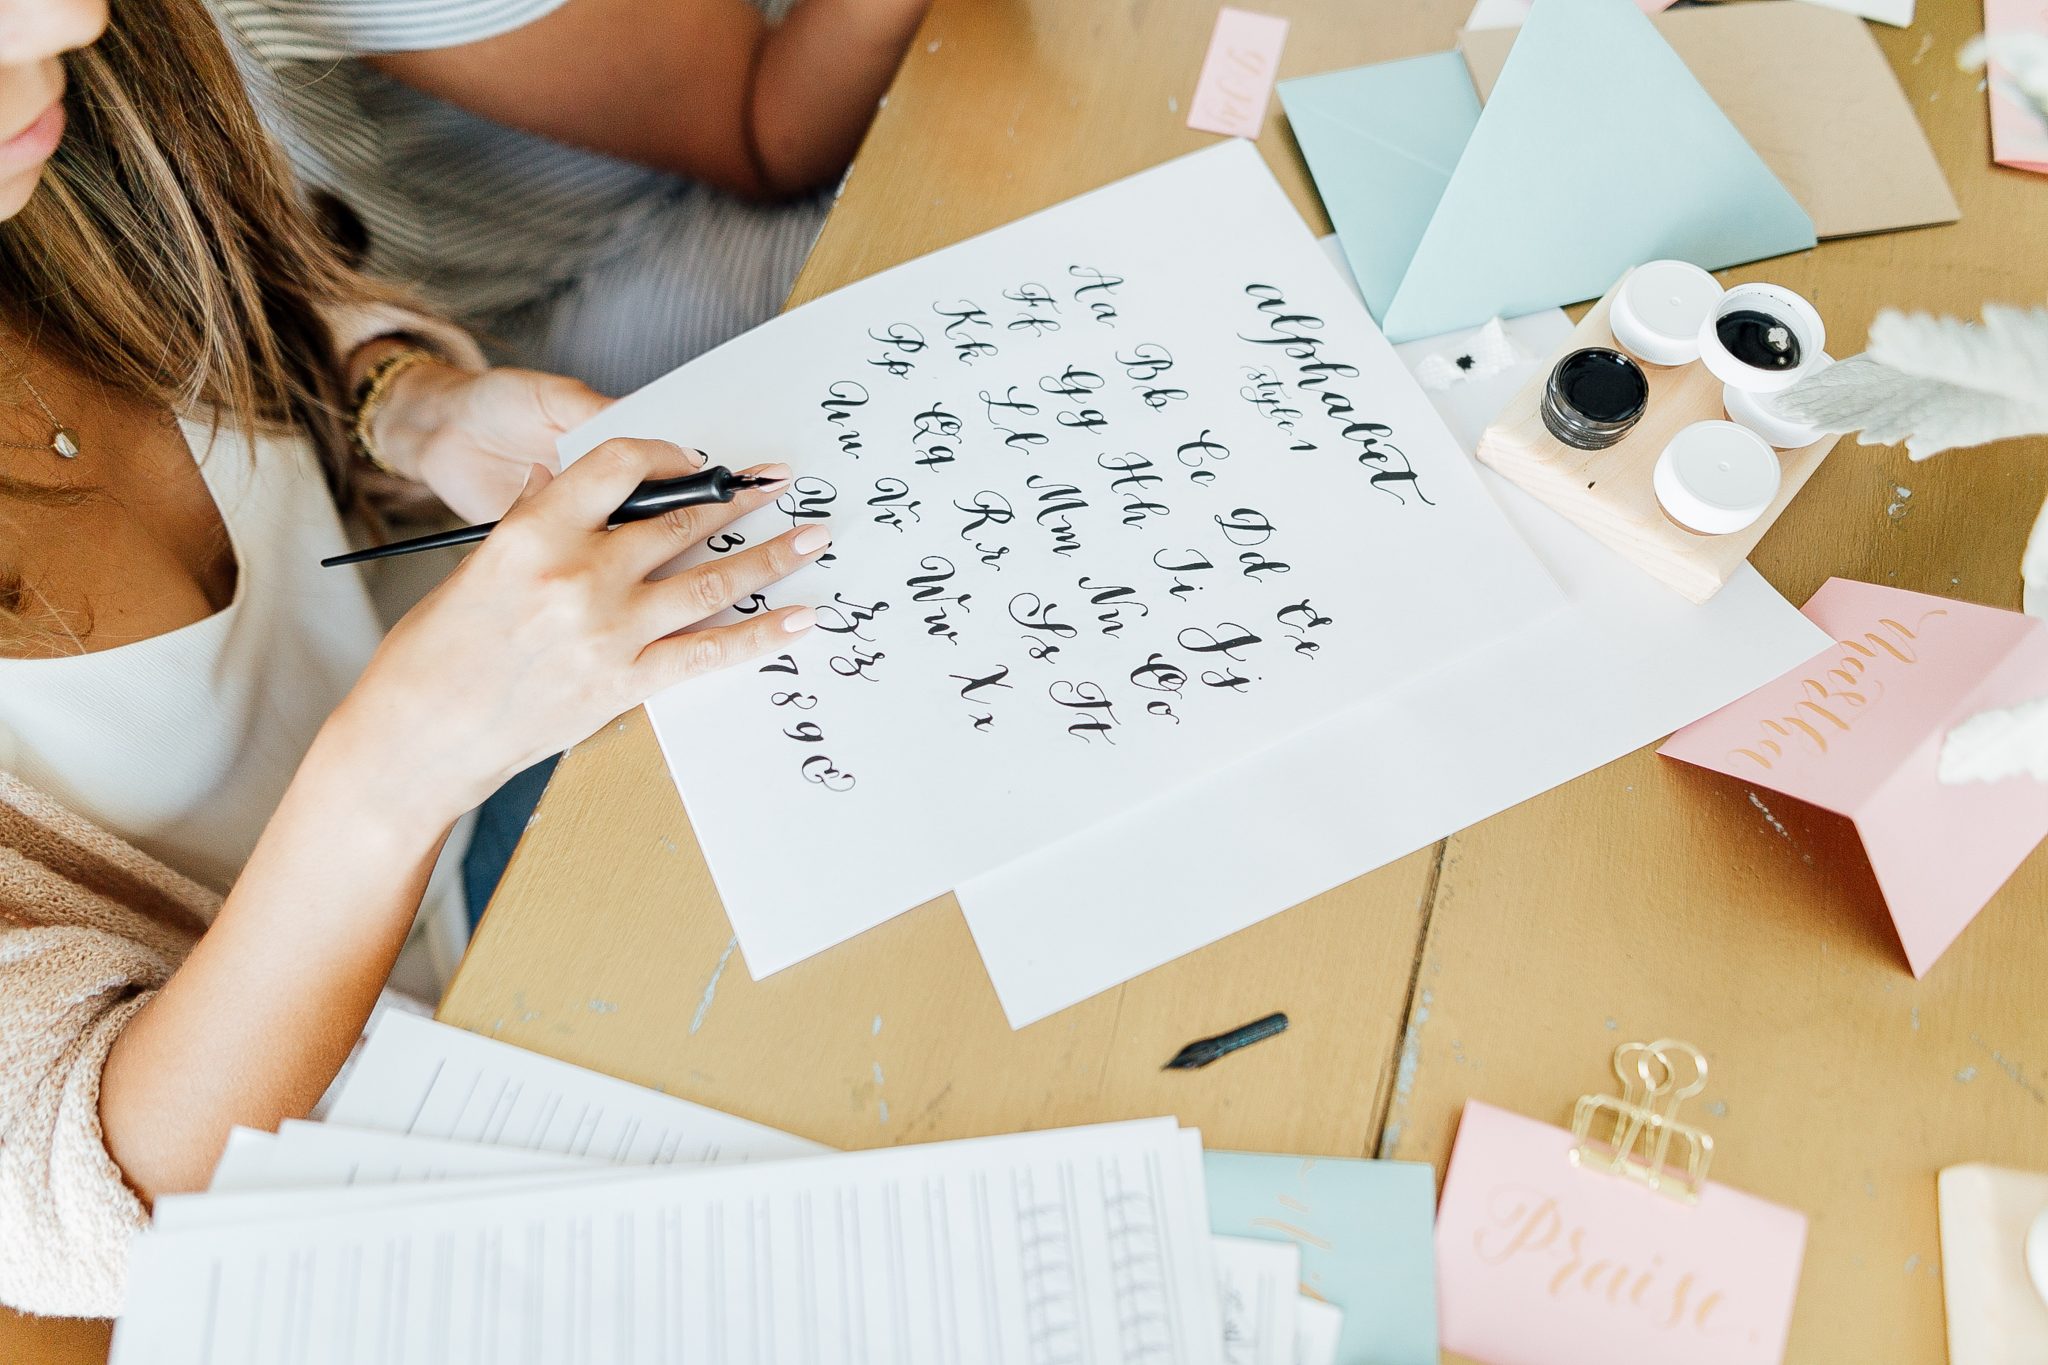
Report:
1475,281,1835,604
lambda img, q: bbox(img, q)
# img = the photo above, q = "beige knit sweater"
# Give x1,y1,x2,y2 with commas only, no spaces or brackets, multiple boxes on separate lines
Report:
0,773,213,1319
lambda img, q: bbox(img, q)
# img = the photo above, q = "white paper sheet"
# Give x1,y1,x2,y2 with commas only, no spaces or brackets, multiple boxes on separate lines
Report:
204,1120,599,1197
953,248,1833,1026
1293,1298,1344,1365
1215,1235,1301,1365
560,140,1563,975
325,1011,825,1161
118,1120,1222,1365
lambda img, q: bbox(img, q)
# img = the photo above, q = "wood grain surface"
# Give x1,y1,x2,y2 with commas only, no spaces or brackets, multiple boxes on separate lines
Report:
22,0,2032,1359
444,3,2048,1362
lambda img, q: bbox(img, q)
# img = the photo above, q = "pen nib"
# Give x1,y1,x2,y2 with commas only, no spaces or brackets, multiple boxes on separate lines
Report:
727,474,778,489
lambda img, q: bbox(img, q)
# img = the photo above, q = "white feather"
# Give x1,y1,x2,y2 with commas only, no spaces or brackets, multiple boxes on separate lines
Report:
1776,305,2048,461
1940,693,2048,785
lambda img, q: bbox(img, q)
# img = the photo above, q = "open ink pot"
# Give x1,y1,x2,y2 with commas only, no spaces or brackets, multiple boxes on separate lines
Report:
1540,347,1649,451
1697,283,1825,396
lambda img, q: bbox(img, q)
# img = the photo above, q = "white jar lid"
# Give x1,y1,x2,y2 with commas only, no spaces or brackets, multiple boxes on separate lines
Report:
1654,420,1781,535
1610,260,1721,366
1723,353,1834,447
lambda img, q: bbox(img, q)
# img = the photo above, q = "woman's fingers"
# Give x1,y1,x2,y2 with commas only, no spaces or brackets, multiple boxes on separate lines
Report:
636,606,819,692
535,437,706,532
611,463,793,576
641,523,831,632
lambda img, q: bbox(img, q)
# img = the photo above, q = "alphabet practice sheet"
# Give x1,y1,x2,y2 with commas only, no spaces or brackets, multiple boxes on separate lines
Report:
562,141,1563,975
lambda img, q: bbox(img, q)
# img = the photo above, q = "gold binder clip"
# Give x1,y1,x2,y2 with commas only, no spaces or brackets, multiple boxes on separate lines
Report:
1569,1038,1715,1204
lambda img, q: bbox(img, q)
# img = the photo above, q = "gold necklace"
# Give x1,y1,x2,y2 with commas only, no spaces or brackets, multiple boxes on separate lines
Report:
0,358,81,460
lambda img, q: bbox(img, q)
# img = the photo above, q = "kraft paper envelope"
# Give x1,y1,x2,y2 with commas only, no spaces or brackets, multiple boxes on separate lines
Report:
1660,580,2048,977
1463,1,1959,238
1280,0,1815,342
1436,1101,1808,1365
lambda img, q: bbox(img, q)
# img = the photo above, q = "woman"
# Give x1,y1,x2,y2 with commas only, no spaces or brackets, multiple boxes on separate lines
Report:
0,0,821,1316
208,0,933,395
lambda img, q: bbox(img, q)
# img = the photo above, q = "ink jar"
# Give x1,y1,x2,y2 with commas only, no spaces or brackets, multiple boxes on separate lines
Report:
1540,347,1649,450
1653,420,1780,535
1609,260,1721,366
1698,283,1825,395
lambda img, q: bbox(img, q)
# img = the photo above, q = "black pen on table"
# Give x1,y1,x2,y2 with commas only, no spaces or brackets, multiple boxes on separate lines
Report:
320,464,781,568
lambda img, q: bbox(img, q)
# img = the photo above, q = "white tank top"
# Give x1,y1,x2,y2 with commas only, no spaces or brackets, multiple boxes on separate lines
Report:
0,418,388,893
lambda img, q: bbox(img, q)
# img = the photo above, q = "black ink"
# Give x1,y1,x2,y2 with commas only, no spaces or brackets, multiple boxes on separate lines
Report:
1177,623,1262,659
1067,266,1124,325
819,381,869,459
1213,507,1276,546
933,300,998,362
800,755,856,791
868,477,922,531
950,666,1014,700
1008,593,1078,638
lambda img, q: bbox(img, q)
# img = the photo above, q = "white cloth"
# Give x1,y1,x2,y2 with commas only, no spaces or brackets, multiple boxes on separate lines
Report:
0,420,471,991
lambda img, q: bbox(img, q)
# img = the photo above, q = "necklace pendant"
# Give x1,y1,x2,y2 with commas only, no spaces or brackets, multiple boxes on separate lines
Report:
50,426,79,459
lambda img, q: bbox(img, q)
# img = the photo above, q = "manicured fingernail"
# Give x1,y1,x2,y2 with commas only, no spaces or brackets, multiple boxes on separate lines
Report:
747,463,793,486
793,526,832,555
782,606,817,633
686,447,709,467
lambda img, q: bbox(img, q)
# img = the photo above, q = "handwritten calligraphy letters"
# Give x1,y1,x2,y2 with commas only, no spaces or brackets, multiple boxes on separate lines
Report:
559,142,1560,974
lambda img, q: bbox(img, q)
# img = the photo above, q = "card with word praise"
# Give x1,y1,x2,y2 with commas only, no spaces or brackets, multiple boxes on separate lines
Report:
1435,1101,1808,1365
559,140,1565,976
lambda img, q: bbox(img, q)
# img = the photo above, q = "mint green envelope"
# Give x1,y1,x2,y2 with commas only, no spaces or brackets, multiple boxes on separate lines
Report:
1205,1150,1438,1365
1278,0,1816,343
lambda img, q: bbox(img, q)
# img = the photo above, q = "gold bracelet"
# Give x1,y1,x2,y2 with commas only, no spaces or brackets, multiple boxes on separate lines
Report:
349,346,437,478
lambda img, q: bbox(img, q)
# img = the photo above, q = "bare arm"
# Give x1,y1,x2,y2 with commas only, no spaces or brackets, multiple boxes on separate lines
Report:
364,0,932,199
96,717,453,1199
96,438,826,1201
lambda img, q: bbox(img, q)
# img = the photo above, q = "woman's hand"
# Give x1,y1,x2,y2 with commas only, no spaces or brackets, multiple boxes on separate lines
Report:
327,437,822,826
365,348,615,522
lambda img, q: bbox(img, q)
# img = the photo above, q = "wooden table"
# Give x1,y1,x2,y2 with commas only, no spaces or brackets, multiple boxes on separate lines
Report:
0,9,2024,1365
275,2,2048,1362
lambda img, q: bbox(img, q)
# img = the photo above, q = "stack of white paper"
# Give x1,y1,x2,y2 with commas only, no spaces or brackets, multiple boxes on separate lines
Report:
114,1016,1343,1365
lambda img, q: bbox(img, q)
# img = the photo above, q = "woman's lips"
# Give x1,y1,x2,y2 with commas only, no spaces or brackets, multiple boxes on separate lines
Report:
0,98,66,175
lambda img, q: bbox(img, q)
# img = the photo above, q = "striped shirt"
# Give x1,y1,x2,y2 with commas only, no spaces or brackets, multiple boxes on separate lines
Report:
209,0,825,393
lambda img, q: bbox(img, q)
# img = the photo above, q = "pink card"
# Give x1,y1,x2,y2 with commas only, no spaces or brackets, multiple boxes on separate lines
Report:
1985,0,2048,176
1660,579,2048,975
1186,8,1289,140
1436,1101,1808,1365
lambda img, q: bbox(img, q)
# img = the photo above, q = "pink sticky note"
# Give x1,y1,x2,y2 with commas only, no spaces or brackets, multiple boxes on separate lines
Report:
1436,1101,1808,1365
1660,579,2048,976
1985,0,2048,175
1187,8,1289,140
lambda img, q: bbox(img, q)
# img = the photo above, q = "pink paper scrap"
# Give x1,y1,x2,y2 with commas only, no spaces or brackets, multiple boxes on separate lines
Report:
1187,8,1289,140
1985,0,2048,175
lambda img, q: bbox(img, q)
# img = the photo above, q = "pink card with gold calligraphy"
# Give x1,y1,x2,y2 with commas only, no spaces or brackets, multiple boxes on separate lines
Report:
1436,1101,1807,1365
1659,579,2048,976
1985,0,2048,175
1187,8,1289,139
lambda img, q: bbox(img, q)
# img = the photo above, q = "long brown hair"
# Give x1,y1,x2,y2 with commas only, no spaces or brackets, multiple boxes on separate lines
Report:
0,0,393,639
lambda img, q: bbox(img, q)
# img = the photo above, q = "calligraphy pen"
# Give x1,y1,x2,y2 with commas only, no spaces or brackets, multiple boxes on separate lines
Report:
1163,1012,1289,1070
320,466,778,568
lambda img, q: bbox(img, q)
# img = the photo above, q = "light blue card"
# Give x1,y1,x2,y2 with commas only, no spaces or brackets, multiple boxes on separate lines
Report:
1280,0,1816,342
1204,1150,1438,1365
1277,52,1481,323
